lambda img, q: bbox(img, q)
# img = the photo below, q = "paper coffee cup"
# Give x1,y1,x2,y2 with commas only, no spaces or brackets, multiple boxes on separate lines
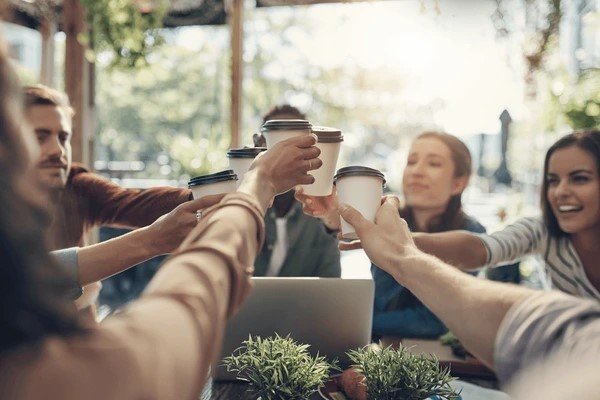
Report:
260,119,312,149
188,170,238,199
301,126,343,196
227,147,266,187
334,166,386,240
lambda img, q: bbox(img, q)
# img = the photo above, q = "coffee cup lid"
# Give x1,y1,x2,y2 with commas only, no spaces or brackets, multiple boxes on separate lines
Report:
333,166,386,185
312,126,343,143
260,119,312,132
227,147,267,158
189,169,238,187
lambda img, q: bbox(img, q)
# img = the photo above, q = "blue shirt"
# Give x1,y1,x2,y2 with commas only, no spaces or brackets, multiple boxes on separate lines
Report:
371,214,486,339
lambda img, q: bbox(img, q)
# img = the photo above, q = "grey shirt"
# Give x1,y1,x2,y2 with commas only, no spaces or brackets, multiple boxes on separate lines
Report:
494,291,600,398
51,247,83,299
254,202,341,277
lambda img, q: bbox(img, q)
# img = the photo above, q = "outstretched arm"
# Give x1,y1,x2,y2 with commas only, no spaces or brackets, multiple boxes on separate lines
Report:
412,230,488,270
338,197,533,367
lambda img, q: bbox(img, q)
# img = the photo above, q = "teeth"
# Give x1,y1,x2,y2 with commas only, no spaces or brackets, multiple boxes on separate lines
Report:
558,205,582,212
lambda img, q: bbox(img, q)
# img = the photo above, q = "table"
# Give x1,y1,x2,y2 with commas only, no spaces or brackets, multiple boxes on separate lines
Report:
202,380,322,400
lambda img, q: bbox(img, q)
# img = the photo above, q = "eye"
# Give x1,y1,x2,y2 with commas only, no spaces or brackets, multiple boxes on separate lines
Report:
59,133,70,143
406,158,417,166
429,161,442,167
546,176,559,186
571,175,590,184
35,131,49,142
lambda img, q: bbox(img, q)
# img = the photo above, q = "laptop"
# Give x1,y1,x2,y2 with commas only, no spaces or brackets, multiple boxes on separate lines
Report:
213,277,374,381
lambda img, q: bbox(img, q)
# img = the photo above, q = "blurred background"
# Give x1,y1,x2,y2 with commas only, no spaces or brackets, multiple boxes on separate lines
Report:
3,0,599,309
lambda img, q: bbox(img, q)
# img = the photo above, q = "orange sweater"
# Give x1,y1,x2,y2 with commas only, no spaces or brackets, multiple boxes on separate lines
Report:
48,163,191,250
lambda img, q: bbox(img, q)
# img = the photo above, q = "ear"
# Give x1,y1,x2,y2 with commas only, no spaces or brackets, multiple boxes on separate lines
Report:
450,175,469,196
253,133,266,147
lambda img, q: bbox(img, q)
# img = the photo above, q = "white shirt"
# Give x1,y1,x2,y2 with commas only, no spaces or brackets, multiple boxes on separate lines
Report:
266,217,289,276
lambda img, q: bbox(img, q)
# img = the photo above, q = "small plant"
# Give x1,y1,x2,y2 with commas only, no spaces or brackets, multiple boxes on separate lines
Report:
347,345,459,400
223,335,336,400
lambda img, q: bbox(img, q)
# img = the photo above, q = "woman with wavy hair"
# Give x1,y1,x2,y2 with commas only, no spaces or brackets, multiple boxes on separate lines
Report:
0,32,322,399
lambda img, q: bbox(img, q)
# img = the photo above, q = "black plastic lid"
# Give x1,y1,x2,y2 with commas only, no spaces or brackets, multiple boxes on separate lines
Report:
188,170,238,187
260,119,312,132
227,147,267,158
312,126,343,143
333,166,386,185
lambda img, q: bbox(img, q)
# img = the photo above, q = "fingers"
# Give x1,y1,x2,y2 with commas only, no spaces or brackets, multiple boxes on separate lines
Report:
281,133,318,148
296,174,316,185
302,145,321,160
374,196,401,223
180,193,227,211
338,203,370,236
305,158,323,172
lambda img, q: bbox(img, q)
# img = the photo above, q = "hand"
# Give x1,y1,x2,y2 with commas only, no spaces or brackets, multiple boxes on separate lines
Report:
294,186,340,230
74,282,102,311
147,194,226,254
241,135,322,209
337,196,420,274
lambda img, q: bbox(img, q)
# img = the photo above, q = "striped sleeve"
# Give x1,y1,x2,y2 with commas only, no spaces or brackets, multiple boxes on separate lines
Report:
476,216,547,268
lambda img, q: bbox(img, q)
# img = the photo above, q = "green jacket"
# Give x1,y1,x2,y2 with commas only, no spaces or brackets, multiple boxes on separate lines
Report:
254,202,341,277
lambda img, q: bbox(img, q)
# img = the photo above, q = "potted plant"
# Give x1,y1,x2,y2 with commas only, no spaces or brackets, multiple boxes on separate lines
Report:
344,345,459,400
223,335,336,400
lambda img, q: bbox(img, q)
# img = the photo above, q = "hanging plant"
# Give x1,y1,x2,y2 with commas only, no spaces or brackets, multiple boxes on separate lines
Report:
79,0,169,69
492,0,562,75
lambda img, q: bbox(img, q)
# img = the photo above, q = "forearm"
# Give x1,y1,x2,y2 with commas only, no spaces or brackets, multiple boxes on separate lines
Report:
413,231,487,270
44,194,265,400
77,227,157,285
389,253,535,367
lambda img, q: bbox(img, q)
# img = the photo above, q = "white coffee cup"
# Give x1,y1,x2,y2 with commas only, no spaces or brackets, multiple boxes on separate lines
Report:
188,170,238,199
334,166,386,240
260,119,312,149
227,147,266,187
301,126,343,196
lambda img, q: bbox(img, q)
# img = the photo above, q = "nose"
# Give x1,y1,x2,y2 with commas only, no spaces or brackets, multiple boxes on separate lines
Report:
47,135,66,159
554,179,572,198
406,160,426,178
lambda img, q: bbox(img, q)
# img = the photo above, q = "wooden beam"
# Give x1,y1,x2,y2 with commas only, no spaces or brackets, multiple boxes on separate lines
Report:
63,0,94,166
229,0,244,148
39,14,56,86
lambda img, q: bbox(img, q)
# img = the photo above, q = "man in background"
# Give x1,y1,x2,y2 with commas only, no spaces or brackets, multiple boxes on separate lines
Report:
253,105,340,277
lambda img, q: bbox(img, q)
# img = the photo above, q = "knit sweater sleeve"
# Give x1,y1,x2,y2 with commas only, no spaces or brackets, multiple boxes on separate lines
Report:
69,165,192,229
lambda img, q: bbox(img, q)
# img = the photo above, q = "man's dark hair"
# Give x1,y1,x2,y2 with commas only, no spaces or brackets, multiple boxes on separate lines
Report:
262,104,305,124
23,84,75,117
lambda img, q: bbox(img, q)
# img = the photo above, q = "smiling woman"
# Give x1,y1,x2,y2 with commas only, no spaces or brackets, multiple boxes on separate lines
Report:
413,129,600,301
370,132,489,339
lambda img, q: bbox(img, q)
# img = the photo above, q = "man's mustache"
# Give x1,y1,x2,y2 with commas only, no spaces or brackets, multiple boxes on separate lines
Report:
38,157,68,169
